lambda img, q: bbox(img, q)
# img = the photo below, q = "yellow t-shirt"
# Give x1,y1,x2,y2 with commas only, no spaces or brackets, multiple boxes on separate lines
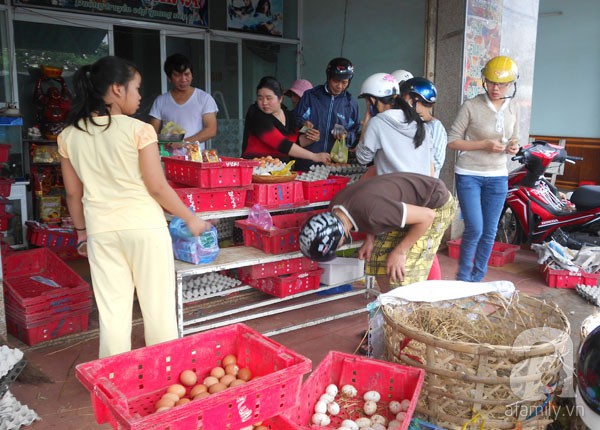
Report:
57,115,167,235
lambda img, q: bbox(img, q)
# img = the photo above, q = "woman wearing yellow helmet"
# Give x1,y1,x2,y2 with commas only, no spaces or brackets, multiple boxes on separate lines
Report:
447,55,521,282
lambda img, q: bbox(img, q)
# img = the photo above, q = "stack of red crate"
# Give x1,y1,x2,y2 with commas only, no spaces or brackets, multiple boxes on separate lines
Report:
2,248,93,345
163,156,258,212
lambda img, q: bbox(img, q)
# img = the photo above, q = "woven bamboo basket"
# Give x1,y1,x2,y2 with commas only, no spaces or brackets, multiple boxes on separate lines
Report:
382,292,571,430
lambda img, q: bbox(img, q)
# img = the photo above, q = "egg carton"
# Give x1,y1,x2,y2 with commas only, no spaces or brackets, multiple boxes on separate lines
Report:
0,347,25,400
0,391,40,429
297,165,331,182
215,219,234,240
252,162,287,176
328,164,368,176
182,272,243,302
576,284,600,306
346,173,364,186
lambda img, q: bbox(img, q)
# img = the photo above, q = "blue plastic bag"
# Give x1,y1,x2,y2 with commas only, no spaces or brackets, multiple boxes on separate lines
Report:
169,217,219,264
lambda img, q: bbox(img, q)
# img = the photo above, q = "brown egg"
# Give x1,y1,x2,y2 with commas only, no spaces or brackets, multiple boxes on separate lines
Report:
208,382,228,394
193,391,211,400
220,374,236,387
237,367,252,381
189,384,207,398
175,398,191,407
155,397,176,410
225,364,239,376
166,384,186,398
179,370,198,387
229,379,247,387
222,354,237,367
203,376,219,387
210,366,225,379
155,406,172,413
161,392,180,403
254,426,268,430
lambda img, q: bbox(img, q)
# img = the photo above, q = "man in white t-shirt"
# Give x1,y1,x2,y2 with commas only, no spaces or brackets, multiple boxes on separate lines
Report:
149,53,218,143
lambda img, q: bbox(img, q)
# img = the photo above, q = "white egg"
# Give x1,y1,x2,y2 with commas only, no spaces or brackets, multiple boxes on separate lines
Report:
388,400,402,414
370,414,386,425
311,413,330,426
363,400,377,416
387,420,402,430
371,424,386,430
396,411,407,422
341,384,358,397
314,399,328,414
327,401,340,416
319,393,335,403
400,399,411,411
355,417,372,428
341,420,359,430
325,383,339,397
363,390,381,402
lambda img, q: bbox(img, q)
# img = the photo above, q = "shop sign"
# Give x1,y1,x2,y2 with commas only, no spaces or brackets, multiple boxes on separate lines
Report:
15,0,209,27
227,0,283,37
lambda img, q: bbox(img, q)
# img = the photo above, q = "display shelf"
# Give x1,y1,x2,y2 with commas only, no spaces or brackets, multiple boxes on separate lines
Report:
175,241,364,337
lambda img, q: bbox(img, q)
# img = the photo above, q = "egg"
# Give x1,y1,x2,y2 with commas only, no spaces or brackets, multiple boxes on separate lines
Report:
225,364,239,376
222,354,237,366
341,384,358,397
175,398,191,407
208,382,228,394
230,379,246,387
363,390,381,402
400,399,411,411
155,406,172,413
220,374,236,387
189,384,207,398
355,417,371,427
210,366,226,379
193,391,211,400
161,392,180,403
254,427,268,430
155,397,175,410
388,400,402,414
237,367,252,381
363,400,377,415
166,384,186,398
203,376,220,387
179,369,198,387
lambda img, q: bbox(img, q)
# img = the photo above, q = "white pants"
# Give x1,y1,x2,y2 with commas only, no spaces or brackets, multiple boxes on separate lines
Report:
88,228,178,358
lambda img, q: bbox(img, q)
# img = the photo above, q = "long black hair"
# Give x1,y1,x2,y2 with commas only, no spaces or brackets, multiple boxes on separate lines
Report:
68,56,139,132
393,97,426,149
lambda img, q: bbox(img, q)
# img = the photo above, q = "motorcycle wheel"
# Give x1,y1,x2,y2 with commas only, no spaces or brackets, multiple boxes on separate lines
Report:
496,206,524,244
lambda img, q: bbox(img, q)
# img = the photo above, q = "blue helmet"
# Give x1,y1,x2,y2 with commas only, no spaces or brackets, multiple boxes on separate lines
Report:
577,325,600,428
400,77,438,104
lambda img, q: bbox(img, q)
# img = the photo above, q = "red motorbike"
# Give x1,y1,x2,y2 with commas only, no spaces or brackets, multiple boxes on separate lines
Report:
496,140,600,248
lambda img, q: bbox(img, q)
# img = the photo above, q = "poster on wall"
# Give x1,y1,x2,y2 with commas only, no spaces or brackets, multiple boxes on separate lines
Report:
463,0,502,99
14,0,209,27
227,0,283,37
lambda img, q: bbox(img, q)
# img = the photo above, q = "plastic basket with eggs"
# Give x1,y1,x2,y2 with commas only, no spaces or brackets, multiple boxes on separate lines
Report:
75,323,311,430
281,350,425,430
252,156,297,183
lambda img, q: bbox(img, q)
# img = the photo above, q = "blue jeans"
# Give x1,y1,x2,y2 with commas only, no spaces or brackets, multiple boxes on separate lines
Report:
455,174,508,282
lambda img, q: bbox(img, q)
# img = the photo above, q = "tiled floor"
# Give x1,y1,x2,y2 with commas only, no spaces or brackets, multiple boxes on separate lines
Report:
5,247,599,429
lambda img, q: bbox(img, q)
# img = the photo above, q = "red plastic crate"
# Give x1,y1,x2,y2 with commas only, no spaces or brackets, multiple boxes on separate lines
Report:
237,256,319,282
300,176,350,203
0,178,13,197
75,323,312,430
247,268,323,298
283,351,425,430
26,222,77,248
0,212,13,231
245,181,308,208
174,185,252,212
582,271,600,286
0,144,10,163
446,239,520,267
6,307,91,346
539,264,599,289
4,299,93,325
235,209,325,254
2,248,92,313
162,156,258,188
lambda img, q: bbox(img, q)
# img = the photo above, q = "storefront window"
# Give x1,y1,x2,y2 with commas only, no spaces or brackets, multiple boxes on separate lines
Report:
13,20,108,131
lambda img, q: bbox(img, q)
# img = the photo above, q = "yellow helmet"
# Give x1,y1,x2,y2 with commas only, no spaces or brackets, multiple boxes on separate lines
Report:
482,56,519,83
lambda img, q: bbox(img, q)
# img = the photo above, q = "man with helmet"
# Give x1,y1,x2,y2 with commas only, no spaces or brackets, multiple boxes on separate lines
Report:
293,57,360,170
299,172,455,292
355,73,432,177
400,77,448,178
447,55,520,283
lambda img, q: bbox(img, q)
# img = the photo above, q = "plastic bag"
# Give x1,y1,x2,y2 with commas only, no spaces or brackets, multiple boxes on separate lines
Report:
169,217,220,264
330,135,348,163
247,204,273,230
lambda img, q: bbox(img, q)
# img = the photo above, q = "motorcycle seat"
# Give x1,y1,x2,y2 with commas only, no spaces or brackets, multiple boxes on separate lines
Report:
571,185,600,211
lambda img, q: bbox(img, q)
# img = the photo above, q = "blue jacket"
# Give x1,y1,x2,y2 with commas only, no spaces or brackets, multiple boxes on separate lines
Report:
294,84,360,154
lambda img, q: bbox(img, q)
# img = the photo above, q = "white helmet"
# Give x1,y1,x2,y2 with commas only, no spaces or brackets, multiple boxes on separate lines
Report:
391,69,414,84
358,73,398,99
